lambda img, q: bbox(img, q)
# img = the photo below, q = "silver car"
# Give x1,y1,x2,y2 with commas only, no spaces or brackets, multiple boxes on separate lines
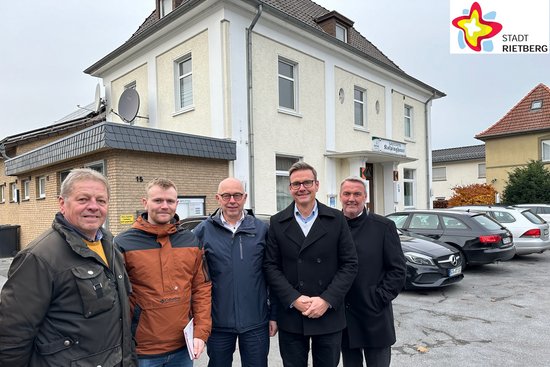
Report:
451,205,550,255
513,204,550,223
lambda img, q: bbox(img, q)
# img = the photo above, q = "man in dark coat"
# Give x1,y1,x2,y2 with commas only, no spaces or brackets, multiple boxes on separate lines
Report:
339,176,406,367
264,162,358,367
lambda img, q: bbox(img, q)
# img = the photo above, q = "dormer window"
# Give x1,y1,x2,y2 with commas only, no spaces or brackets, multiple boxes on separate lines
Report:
161,0,173,17
335,23,347,42
531,100,543,110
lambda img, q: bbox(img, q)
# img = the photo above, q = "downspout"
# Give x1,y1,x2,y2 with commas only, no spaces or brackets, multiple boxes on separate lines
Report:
246,4,263,212
425,91,436,209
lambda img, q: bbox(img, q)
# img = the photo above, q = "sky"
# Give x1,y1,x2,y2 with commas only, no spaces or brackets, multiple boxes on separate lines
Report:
1,0,549,149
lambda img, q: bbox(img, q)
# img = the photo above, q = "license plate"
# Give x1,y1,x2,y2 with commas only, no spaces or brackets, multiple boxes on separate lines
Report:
448,267,461,277
503,237,511,244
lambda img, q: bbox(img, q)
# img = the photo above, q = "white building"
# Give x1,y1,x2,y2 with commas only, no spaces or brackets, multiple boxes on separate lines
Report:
85,0,444,215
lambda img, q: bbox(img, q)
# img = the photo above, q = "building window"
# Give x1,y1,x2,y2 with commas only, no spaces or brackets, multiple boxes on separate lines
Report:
278,58,297,111
175,55,193,111
22,180,30,200
161,0,173,17
354,87,366,127
335,23,347,42
176,196,206,219
125,81,136,90
542,140,550,161
404,105,413,139
37,176,46,198
531,100,543,110
478,163,486,178
276,156,299,211
9,183,17,203
432,167,446,181
0,184,5,203
403,168,416,207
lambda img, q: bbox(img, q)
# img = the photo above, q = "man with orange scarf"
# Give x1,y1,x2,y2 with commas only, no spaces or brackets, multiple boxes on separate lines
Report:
115,178,212,367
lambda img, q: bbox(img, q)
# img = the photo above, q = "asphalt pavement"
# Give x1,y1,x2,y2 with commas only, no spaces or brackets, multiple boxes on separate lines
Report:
1,253,550,366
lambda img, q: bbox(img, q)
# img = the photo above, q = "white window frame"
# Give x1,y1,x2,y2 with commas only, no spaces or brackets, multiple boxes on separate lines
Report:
0,184,5,203
531,100,543,110
278,58,298,112
542,140,550,161
404,105,413,139
37,176,46,198
478,163,486,179
403,168,416,208
22,180,30,200
353,87,366,128
10,182,17,203
432,166,446,181
175,55,193,112
276,155,300,211
161,0,173,17
335,23,347,42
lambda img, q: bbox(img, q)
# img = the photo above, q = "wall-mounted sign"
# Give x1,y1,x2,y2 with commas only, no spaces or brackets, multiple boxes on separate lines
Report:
120,214,135,224
372,137,406,156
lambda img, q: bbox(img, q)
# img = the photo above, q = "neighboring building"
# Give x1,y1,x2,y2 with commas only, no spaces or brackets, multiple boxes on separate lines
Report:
476,83,550,194
84,0,444,215
0,107,235,247
432,144,486,200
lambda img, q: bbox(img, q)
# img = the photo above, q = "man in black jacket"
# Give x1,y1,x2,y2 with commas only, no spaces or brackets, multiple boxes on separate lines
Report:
264,162,358,367
339,176,406,367
0,168,136,366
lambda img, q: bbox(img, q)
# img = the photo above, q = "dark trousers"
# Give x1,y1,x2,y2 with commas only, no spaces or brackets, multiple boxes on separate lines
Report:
278,329,342,367
206,325,269,367
341,345,391,367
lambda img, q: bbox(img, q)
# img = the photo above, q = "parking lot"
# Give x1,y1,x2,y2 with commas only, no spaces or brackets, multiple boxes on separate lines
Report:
2,252,550,366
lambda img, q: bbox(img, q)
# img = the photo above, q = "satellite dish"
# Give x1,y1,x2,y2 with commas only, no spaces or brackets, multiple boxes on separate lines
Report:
94,84,102,112
118,88,140,123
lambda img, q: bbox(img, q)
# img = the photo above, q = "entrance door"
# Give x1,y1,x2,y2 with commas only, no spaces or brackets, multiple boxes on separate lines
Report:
361,163,374,213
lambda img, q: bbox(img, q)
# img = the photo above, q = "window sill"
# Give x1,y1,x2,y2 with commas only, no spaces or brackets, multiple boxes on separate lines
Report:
22,198,30,202
404,137,415,143
353,126,369,133
37,196,46,201
277,108,302,118
173,105,195,117
433,178,447,182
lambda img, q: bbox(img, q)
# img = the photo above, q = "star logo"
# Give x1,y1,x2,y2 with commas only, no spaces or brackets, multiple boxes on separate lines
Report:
452,2,503,52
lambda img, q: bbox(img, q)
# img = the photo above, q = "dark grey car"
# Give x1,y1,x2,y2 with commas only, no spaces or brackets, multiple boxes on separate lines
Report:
386,210,516,269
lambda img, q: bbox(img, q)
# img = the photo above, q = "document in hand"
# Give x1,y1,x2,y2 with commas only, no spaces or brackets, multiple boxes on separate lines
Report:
183,318,194,360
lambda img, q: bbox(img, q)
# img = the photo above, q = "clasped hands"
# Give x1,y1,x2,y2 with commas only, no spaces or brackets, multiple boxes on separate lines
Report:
293,295,329,319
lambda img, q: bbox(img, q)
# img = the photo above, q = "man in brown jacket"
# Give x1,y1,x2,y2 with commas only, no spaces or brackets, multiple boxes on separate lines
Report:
115,178,211,366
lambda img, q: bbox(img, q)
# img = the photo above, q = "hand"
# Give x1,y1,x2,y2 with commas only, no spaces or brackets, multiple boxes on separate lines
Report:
292,295,312,313
193,338,206,359
302,297,329,319
269,320,278,337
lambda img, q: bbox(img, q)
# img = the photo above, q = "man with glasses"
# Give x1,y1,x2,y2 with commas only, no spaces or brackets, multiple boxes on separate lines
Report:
193,177,277,367
264,162,358,367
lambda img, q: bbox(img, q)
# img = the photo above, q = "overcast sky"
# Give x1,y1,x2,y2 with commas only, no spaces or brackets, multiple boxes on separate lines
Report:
2,0,549,149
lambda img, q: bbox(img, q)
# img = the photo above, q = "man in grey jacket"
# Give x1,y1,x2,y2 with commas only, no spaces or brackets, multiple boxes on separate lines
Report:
0,168,136,366
193,177,277,367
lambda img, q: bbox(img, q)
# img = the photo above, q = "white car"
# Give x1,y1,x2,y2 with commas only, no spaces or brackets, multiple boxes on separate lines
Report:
451,205,550,255
513,204,550,223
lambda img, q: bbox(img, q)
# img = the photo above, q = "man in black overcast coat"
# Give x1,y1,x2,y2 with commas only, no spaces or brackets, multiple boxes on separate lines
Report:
339,176,406,367
264,162,358,367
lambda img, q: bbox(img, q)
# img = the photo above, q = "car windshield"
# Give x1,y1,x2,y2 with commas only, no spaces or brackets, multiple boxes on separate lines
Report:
471,213,503,230
521,210,546,224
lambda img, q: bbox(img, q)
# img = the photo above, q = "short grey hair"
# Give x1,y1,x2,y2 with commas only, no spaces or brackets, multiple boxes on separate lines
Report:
340,176,367,193
60,168,110,199
288,162,318,181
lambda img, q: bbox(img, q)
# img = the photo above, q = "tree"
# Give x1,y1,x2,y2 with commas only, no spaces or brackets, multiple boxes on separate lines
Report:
502,160,550,204
447,183,497,207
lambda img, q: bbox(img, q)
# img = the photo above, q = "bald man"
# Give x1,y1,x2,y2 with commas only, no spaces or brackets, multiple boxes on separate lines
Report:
193,178,277,367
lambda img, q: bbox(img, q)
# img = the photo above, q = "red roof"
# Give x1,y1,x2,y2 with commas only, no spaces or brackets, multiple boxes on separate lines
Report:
476,83,550,140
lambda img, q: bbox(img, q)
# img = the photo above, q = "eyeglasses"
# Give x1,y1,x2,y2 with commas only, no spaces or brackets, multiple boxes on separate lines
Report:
289,180,316,190
218,193,245,202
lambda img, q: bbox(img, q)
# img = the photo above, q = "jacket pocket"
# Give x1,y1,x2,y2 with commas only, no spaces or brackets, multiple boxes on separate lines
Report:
72,264,116,318
70,345,123,367
35,336,75,355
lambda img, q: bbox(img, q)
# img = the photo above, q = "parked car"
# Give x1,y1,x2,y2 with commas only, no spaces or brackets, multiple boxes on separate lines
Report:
513,204,550,222
398,229,464,289
386,210,515,269
451,205,550,255
178,214,464,290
